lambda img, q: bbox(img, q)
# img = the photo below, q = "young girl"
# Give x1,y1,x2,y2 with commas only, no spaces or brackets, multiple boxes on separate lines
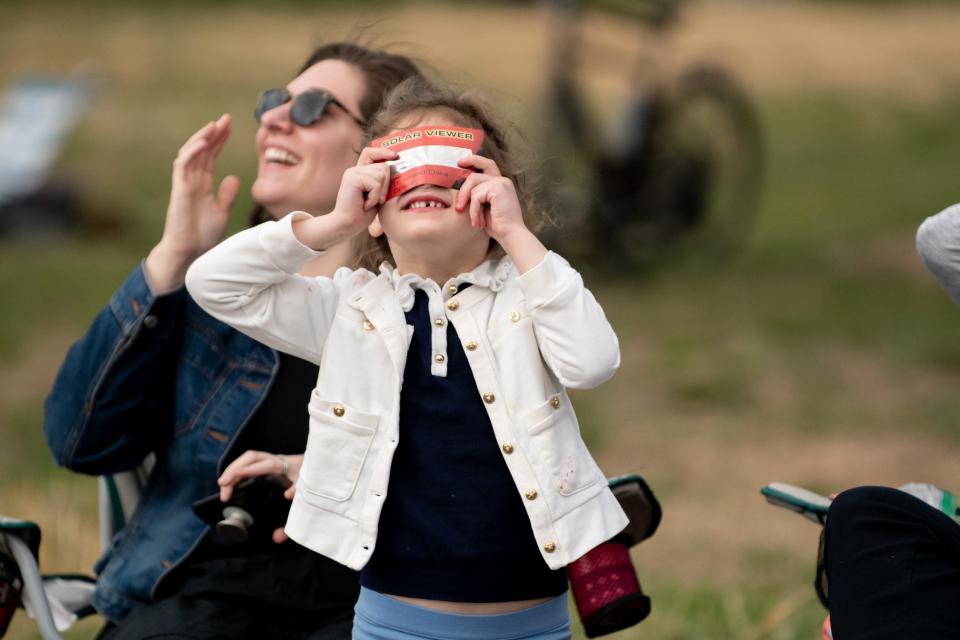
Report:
186,77,628,639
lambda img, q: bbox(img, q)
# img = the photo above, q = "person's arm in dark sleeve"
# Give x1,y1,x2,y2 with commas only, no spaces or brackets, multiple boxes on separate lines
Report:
44,263,185,475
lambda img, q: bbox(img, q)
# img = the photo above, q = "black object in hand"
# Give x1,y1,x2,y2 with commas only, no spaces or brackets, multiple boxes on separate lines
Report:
192,475,293,544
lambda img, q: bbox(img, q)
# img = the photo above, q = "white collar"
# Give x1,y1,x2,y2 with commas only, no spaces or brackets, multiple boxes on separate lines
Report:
378,254,514,312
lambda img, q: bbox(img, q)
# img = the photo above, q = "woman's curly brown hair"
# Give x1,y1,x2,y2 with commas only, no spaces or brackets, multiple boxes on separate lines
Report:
355,76,549,272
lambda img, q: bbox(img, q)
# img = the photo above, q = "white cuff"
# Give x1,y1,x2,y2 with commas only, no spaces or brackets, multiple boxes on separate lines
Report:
258,211,325,274
515,251,576,309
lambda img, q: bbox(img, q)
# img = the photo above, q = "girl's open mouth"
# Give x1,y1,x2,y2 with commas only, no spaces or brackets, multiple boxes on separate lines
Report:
400,192,451,211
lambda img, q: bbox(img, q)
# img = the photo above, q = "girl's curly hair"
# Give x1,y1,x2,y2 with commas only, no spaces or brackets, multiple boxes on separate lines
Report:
355,76,549,272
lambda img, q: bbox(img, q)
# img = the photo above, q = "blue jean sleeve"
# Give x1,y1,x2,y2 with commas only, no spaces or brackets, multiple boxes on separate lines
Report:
44,262,186,474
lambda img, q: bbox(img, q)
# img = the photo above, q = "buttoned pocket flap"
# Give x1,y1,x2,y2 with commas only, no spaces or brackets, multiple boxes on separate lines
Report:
301,394,379,502
523,396,602,497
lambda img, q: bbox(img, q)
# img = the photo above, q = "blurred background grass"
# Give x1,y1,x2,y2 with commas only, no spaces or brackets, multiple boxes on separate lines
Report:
3,0,960,638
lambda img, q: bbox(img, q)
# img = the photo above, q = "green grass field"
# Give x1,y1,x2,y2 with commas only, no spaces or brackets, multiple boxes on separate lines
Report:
3,2,960,638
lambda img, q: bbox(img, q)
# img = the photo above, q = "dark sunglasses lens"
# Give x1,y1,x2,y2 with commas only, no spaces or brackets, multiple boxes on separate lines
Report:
254,89,289,122
290,91,334,127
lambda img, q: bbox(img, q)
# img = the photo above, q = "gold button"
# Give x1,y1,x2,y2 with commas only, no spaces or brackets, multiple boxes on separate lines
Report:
482,392,495,404
434,318,445,328
434,353,445,364
362,319,375,331
509,311,521,322
549,395,561,409
525,489,538,500
502,442,514,454
465,340,477,351
543,541,557,553
332,405,346,417
448,284,459,294
447,300,460,311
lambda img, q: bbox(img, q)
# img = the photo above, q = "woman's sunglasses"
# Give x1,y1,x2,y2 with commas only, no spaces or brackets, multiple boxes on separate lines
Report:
254,88,365,127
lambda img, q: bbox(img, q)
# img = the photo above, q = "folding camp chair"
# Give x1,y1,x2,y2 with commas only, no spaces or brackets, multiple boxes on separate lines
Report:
0,457,153,639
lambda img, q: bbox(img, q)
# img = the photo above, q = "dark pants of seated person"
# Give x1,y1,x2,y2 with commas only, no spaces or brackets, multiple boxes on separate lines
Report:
95,519,358,640
819,485,960,640
96,596,352,640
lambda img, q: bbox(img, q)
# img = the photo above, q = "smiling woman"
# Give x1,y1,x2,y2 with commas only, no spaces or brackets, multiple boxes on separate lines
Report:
251,59,367,228
42,42,420,639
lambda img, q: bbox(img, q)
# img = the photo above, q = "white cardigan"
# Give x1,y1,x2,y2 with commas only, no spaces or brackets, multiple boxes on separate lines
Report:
185,212,628,570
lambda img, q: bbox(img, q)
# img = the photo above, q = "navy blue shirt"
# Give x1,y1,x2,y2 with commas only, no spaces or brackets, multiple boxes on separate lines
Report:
361,287,568,601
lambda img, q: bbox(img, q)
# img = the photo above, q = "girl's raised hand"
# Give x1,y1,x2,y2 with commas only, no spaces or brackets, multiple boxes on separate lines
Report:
328,146,397,236
454,155,526,243
456,155,547,274
295,146,397,251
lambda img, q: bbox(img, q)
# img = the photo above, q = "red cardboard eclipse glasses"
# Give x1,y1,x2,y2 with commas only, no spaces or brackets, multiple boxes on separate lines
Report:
371,125,485,201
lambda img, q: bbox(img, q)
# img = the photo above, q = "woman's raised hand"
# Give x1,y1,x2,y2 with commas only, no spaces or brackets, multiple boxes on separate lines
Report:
145,114,240,292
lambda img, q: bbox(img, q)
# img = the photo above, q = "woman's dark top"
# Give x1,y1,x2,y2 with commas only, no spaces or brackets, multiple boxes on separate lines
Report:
159,352,359,614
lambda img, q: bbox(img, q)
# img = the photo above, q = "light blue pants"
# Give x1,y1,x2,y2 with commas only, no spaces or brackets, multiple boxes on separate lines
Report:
352,588,572,640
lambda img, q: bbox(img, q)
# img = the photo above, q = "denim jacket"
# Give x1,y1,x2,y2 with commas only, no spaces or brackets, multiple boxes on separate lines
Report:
43,263,278,622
